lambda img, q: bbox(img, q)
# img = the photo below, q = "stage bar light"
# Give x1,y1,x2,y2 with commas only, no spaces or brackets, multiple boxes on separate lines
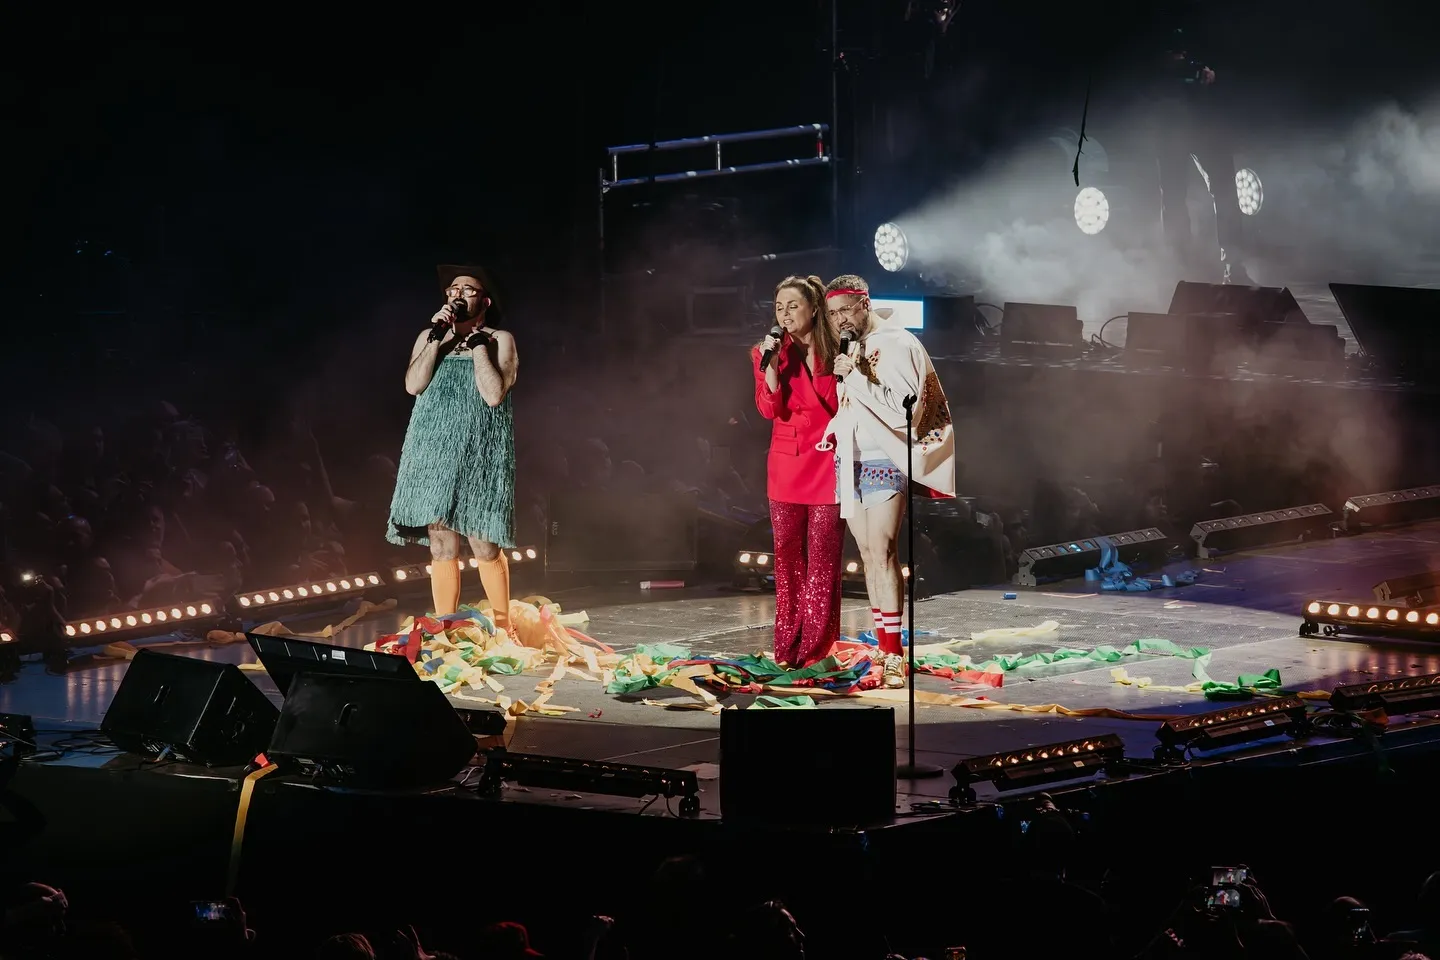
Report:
235,573,382,612
1300,599,1440,638
0,628,13,644
1343,485,1440,532
950,734,1125,803
1155,696,1308,758
478,751,701,817
63,599,224,642
1013,528,1168,587
1331,672,1440,716
1189,504,1332,559
1373,569,1440,606
391,548,541,586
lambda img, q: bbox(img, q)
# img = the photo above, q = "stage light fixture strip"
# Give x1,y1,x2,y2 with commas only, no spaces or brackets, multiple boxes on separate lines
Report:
964,734,1124,775
1303,600,1438,627
63,599,221,638
1163,696,1305,734
236,574,382,608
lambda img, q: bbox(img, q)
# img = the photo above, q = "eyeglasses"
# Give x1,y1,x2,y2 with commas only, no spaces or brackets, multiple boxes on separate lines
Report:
445,285,483,299
828,300,867,317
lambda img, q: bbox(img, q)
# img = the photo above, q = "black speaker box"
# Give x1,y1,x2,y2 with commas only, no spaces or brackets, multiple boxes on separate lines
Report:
101,649,279,766
720,707,896,826
267,673,477,788
1169,281,1307,325
546,490,698,574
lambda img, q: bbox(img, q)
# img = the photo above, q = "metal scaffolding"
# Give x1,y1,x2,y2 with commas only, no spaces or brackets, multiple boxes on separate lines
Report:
598,123,835,333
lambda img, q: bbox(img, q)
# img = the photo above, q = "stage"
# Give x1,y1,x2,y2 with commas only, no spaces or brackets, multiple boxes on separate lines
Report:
6,520,1440,951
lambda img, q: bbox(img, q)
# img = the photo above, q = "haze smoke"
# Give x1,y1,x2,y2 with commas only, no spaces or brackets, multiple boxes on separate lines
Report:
899,95,1440,517
896,130,1185,337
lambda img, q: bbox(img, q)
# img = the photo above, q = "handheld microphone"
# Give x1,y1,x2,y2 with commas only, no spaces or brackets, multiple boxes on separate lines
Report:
759,325,783,369
429,298,469,343
839,332,853,356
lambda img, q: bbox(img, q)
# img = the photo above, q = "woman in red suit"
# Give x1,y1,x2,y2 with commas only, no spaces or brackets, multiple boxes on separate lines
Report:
752,275,845,666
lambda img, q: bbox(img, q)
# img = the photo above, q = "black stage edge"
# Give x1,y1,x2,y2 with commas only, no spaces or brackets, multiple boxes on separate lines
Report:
9,720,1440,957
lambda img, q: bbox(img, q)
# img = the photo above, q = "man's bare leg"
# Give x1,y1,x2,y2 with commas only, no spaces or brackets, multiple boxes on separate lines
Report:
860,494,906,687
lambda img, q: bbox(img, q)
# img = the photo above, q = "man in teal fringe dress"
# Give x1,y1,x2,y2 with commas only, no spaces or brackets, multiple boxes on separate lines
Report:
386,265,519,635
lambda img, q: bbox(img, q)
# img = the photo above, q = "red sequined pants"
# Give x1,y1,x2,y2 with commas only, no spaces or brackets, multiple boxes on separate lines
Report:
768,500,844,667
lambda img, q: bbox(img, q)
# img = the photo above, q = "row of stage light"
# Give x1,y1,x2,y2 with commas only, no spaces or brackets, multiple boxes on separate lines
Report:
873,166,1266,271
951,669,1440,803
734,550,910,584
0,548,542,650
732,483,1440,591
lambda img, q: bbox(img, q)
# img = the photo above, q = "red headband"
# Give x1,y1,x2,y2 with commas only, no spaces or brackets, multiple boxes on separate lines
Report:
825,288,868,299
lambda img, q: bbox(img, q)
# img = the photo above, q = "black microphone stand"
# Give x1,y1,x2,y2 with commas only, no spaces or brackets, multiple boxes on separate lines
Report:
896,393,943,781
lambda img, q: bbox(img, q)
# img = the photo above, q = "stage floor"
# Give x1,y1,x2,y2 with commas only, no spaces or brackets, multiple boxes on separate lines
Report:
7,519,1440,814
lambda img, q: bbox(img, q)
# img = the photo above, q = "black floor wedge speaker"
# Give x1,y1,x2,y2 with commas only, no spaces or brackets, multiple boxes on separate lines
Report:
720,706,897,826
101,649,279,766
267,672,478,788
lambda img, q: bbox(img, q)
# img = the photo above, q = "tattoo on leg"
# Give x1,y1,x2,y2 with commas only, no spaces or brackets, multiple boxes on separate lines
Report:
428,527,461,561
469,538,500,562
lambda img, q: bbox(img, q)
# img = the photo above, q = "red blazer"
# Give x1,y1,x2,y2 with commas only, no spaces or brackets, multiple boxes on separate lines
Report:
752,336,840,505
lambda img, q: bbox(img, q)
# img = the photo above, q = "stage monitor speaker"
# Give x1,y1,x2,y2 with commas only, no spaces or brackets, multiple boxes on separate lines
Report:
720,707,896,827
1250,321,1345,371
268,673,477,788
101,649,279,767
921,294,982,352
1189,503,1332,559
546,490,698,574
1000,302,1083,359
1013,528,1169,587
1123,311,1258,372
1168,281,1307,325
1328,283,1440,380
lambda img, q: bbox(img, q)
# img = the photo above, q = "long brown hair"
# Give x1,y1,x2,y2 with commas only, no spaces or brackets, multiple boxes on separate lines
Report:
756,275,841,373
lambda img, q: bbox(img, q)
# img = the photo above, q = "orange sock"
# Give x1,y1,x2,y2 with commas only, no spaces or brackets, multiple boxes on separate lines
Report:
476,551,511,633
430,559,462,616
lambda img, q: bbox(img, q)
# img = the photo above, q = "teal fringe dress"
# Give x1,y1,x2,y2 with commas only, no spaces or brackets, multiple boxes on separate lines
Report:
387,352,516,548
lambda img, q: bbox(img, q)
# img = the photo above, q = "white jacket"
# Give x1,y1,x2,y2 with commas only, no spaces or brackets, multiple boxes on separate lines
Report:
821,316,957,519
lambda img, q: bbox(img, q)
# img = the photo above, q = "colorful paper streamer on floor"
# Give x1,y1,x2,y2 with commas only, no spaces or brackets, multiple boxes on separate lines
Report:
359,596,613,718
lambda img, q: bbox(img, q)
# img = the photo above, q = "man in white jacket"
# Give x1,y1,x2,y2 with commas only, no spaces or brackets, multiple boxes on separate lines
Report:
821,274,957,688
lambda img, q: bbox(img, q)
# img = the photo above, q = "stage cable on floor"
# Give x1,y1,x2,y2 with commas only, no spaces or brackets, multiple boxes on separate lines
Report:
226,760,279,897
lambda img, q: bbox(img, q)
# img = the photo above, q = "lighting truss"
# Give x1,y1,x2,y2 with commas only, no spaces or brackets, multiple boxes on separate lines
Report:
1154,695,1309,760
950,734,1125,803
1331,672,1440,716
234,573,382,613
391,549,541,585
1300,599,1440,640
604,124,830,191
63,599,224,642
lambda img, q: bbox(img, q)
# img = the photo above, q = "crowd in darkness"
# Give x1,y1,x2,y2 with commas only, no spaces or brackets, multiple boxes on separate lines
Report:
8,822,1440,958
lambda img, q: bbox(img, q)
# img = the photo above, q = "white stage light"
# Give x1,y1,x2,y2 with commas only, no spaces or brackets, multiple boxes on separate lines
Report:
1235,168,1263,215
874,222,909,272
1073,187,1109,235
